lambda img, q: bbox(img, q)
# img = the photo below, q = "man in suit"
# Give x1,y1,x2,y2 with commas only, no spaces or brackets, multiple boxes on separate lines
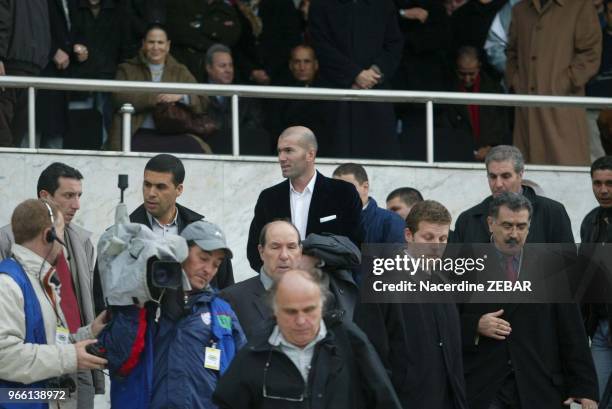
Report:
453,145,574,244
221,220,302,339
0,162,104,408
460,192,598,409
246,126,362,271
93,154,234,311
355,200,468,409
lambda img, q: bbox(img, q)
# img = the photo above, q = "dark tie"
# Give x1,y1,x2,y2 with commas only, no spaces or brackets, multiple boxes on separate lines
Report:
55,252,81,332
505,256,518,283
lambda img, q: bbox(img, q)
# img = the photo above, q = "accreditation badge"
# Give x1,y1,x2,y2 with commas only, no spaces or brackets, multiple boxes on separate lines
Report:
55,326,70,345
204,344,221,371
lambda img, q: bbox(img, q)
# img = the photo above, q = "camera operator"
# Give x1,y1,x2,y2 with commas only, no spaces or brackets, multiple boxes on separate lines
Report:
0,200,107,408
104,220,245,409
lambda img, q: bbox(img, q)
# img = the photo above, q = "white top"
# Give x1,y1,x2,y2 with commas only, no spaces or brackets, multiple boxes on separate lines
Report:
289,172,317,240
268,320,327,382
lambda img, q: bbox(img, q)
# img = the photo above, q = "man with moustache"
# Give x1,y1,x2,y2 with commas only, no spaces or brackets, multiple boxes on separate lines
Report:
460,192,598,409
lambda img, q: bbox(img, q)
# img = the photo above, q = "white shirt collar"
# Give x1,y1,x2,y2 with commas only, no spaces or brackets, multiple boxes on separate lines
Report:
289,171,317,195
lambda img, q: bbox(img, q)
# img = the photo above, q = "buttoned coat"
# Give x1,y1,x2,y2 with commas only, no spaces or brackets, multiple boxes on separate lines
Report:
505,0,601,165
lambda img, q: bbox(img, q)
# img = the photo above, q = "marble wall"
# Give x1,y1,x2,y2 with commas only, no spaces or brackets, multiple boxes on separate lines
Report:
0,152,596,282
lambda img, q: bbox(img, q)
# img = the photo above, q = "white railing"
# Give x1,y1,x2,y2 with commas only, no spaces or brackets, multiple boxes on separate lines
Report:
1,75,611,164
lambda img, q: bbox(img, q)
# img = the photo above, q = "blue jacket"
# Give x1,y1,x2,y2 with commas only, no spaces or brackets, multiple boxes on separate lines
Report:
152,290,246,409
361,198,405,244
102,289,246,409
0,258,48,409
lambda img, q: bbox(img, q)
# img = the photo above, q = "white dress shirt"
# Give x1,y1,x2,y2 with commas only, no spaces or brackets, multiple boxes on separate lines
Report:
289,172,317,240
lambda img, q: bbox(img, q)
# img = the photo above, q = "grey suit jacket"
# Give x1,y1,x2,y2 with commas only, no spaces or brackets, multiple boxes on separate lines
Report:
219,276,274,340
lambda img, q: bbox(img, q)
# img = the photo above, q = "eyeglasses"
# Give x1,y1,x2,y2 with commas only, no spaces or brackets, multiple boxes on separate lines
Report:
262,351,306,402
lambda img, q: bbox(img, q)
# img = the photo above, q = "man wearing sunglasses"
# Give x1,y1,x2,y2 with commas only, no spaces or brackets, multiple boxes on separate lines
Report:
213,268,401,409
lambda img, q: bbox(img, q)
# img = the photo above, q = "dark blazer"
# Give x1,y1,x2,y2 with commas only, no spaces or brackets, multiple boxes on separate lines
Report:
213,316,403,409
459,248,598,409
219,276,274,340
93,202,234,313
355,302,469,409
461,301,597,409
452,185,575,244
309,0,403,159
246,171,362,271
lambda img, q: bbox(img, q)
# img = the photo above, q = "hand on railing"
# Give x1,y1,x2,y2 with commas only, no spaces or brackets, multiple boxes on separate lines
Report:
0,61,5,76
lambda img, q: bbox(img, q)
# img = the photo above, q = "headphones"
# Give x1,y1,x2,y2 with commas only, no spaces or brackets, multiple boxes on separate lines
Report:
42,200,62,245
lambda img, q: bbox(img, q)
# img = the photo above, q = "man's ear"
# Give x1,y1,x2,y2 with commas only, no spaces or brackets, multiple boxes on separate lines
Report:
176,183,184,198
258,244,264,260
39,190,50,200
307,148,316,162
362,181,369,193
404,227,413,243
487,216,494,233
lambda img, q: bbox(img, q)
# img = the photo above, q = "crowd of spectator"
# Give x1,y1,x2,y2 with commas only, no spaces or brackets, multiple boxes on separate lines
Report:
1,139,612,408
0,0,610,165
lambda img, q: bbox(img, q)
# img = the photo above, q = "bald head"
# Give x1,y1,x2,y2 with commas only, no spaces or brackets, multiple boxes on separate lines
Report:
277,126,318,181
279,126,318,152
271,269,324,348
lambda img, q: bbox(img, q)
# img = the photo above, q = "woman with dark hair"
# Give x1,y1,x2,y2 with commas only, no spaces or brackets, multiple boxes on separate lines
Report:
108,24,212,153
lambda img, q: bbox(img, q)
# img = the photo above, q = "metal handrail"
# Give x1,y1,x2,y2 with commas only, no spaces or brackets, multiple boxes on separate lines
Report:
1,75,611,163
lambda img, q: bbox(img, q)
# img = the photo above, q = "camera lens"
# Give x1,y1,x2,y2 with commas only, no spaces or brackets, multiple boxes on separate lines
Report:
153,267,170,286
149,260,182,289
